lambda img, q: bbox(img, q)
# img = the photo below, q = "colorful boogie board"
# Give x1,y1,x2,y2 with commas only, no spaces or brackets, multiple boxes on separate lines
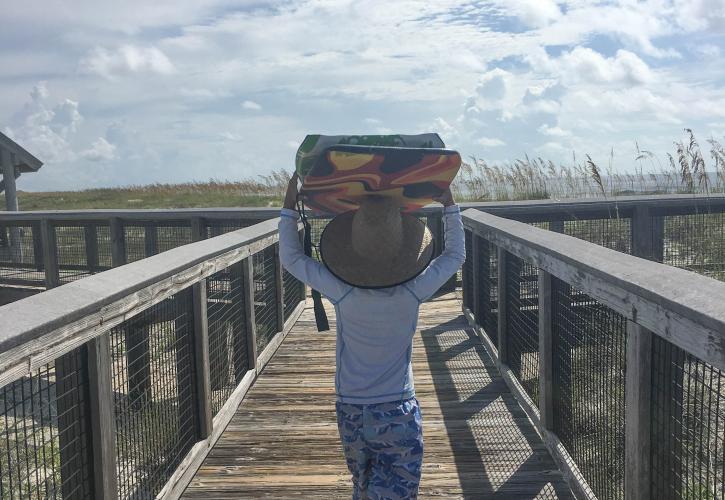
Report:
296,134,461,214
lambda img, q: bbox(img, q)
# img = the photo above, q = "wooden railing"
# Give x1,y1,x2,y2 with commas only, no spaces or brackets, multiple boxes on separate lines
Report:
2,194,724,293
0,218,306,499
461,209,725,500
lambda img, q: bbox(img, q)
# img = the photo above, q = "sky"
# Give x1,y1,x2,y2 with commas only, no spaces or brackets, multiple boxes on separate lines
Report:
1,0,724,191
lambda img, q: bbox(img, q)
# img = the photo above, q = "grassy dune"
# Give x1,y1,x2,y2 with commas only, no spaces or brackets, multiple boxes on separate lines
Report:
3,130,723,211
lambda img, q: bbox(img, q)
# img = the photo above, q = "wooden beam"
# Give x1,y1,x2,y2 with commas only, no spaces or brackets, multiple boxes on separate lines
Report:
463,209,725,371
190,216,206,242
242,257,258,372
471,234,481,321
40,219,59,288
631,205,654,260
538,269,554,431
87,333,118,500
496,246,508,365
192,281,213,439
109,217,126,267
274,242,285,333
84,224,99,274
144,224,159,257
32,221,44,271
624,321,652,500
1,147,18,212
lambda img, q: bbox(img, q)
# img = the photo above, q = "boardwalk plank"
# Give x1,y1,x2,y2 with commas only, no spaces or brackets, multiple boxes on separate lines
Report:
182,293,573,499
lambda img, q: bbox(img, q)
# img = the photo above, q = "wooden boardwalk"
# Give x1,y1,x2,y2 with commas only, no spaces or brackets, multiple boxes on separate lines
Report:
182,293,573,499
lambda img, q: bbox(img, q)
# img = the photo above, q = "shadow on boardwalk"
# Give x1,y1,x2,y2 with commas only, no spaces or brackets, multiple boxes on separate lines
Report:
181,294,573,499
417,298,573,499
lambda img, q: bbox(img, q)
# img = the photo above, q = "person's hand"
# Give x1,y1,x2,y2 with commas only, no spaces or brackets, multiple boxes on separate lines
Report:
283,172,300,209
433,187,455,207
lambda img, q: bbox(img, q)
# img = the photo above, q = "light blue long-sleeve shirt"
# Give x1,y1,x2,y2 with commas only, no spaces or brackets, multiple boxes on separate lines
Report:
278,205,465,404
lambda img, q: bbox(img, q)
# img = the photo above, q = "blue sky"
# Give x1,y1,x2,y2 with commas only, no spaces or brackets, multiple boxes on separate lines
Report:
1,0,724,191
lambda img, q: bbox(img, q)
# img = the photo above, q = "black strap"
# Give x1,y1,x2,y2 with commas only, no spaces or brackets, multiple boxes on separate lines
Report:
297,197,330,332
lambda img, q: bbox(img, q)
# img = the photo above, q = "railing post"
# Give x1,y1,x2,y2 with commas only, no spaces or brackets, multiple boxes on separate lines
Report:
231,260,249,380
274,242,285,332
32,220,44,271
538,269,554,431
40,218,60,288
191,216,206,242
632,205,663,261
242,257,258,371
193,281,213,439
87,333,118,500
497,247,509,364
471,234,481,321
109,217,126,267
624,321,652,500
144,224,159,257
84,224,99,274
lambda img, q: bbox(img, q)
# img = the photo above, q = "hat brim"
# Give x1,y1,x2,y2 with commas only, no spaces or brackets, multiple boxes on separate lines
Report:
319,211,435,289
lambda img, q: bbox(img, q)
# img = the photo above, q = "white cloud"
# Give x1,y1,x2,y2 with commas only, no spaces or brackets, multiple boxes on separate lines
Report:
81,137,117,161
527,47,653,86
80,45,175,78
510,0,562,27
242,100,262,110
4,84,81,162
2,0,725,190
538,124,571,137
675,0,725,32
477,136,506,147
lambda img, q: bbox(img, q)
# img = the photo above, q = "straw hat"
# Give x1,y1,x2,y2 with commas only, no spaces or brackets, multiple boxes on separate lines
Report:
319,196,434,288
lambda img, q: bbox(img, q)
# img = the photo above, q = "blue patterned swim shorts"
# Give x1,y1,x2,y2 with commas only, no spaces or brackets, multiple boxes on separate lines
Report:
335,397,424,500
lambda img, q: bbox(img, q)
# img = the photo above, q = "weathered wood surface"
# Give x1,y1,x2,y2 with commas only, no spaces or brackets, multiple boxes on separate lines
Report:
464,209,725,372
0,220,283,388
182,294,573,499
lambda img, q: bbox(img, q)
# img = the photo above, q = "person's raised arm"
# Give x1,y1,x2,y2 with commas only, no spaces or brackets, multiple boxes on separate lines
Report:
278,173,351,303
405,187,465,302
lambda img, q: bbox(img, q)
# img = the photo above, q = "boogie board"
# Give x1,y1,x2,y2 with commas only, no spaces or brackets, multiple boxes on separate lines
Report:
296,134,461,214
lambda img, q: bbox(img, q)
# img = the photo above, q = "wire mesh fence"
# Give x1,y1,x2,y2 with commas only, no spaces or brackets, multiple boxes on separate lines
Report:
659,212,725,282
563,218,631,254
0,222,43,285
253,245,279,353
55,224,101,284
206,265,250,417
651,335,725,499
0,347,93,499
505,253,540,406
551,277,627,500
109,289,198,499
205,219,263,238
124,223,193,263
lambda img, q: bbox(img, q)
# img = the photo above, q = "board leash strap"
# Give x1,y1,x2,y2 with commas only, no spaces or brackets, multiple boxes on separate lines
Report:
296,198,330,332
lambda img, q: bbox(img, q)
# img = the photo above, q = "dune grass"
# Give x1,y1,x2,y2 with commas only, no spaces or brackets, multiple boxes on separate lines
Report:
3,130,723,211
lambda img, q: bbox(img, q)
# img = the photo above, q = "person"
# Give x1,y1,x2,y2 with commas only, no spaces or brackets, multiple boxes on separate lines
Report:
278,172,465,500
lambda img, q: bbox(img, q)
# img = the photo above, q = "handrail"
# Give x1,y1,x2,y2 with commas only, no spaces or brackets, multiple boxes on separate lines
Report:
461,209,725,499
0,217,308,499
0,219,277,365
463,209,725,371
